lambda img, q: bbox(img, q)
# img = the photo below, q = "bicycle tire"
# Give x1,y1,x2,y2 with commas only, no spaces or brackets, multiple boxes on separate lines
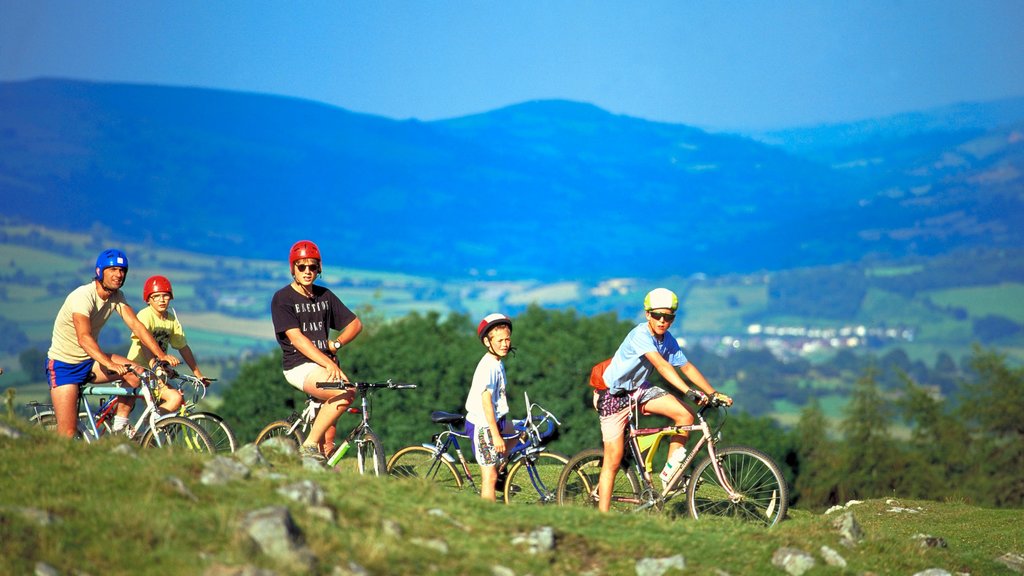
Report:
556,448,642,512
188,412,239,453
139,416,216,453
503,451,568,505
351,429,386,477
687,445,789,527
386,445,462,490
255,420,305,467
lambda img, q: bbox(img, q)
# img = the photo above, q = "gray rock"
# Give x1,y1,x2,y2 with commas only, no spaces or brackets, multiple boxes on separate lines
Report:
997,552,1024,573
912,534,948,548
276,480,325,506
240,506,317,571
202,455,252,485
234,443,269,468
771,547,815,576
491,566,516,576
382,519,403,538
34,562,59,576
204,565,280,576
0,422,23,439
2,506,58,526
831,511,865,547
410,537,449,554
819,545,847,567
911,570,951,576
166,475,198,501
511,526,556,554
635,554,686,576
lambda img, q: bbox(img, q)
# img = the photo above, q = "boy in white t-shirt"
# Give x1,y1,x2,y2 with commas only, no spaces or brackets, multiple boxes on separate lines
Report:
464,313,515,502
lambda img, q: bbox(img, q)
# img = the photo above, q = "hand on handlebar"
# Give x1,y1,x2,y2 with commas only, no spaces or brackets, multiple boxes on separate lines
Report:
685,389,709,406
712,391,733,407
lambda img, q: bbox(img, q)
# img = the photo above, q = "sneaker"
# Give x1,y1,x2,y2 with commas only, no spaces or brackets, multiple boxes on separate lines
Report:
299,444,326,462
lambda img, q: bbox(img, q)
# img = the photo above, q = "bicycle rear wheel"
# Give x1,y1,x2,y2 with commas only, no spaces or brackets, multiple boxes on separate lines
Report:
139,416,215,453
387,445,462,490
556,448,641,512
687,446,788,527
188,412,238,453
255,420,305,467
504,451,568,505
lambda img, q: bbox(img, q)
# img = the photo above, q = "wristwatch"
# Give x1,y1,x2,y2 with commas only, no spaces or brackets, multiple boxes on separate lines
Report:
330,340,343,352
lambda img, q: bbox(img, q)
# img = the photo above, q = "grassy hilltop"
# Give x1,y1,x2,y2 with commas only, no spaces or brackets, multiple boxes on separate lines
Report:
1,421,1022,576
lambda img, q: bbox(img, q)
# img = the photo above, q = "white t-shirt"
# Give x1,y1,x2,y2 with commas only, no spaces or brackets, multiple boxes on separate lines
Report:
464,353,508,426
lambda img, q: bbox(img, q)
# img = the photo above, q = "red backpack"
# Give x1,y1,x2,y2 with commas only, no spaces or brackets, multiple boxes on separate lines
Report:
589,358,612,390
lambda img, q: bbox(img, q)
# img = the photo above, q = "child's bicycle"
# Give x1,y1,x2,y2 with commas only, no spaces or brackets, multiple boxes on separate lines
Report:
556,394,788,527
255,380,416,475
386,391,568,505
27,364,216,453
167,370,239,453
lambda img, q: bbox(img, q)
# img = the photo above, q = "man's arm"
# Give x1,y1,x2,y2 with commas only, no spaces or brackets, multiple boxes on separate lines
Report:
73,313,128,376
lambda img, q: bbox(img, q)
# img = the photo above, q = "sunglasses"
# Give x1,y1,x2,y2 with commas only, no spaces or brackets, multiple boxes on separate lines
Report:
295,264,320,273
649,312,676,322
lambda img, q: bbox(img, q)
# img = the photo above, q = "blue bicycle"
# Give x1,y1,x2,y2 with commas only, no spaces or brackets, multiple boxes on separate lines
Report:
386,392,567,504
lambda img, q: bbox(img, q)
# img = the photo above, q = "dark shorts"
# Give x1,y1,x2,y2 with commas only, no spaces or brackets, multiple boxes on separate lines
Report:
46,358,96,388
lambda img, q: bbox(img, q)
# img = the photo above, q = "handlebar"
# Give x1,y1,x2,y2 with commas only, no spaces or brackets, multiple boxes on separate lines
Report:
315,380,418,391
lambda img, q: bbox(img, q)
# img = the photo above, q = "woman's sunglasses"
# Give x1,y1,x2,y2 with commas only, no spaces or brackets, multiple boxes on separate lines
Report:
295,264,320,273
649,312,676,322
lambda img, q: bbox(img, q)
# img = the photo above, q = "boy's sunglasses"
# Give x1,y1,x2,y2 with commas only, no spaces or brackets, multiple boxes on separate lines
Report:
649,312,676,322
295,264,320,273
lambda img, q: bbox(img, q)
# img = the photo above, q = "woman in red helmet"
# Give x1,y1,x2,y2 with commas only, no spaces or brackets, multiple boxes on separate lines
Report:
271,240,363,461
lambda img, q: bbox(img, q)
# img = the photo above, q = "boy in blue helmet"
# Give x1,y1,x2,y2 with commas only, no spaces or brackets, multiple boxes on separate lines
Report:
45,249,180,438
594,288,732,512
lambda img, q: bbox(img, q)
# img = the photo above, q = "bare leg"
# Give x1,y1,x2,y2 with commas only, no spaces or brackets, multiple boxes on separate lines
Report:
642,394,695,455
50,384,80,438
598,436,625,512
302,369,352,452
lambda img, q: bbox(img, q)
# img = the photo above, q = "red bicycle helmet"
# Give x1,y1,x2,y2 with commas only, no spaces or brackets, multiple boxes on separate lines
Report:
289,240,322,268
143,275,174,302
477,313,513,343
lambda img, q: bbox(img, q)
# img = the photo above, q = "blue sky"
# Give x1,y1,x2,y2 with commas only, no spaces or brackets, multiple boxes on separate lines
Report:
2,1,1023,130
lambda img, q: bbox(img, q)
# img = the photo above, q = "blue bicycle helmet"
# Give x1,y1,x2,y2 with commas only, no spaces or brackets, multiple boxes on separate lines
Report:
95,248,129,279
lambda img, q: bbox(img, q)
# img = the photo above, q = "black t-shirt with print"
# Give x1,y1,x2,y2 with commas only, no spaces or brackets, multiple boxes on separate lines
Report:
271,284,357,370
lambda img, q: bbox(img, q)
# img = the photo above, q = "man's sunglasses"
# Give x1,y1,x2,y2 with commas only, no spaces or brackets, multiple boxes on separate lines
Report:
295,264,320,273
649,312,676,322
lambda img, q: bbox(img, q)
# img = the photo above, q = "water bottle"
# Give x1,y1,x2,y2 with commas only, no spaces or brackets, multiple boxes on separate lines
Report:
659,447,687,486
327,440,351,466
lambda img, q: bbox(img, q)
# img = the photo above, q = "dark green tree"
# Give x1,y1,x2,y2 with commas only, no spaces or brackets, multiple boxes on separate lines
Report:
897,373,971,502
793,398,842,509
837,367,906,501
218,350,304,443
959,346,1024,506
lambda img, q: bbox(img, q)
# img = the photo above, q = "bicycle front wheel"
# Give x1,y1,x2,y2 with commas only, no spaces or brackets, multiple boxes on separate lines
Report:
189,412,239,453
387,445,462,490
557,448,642,512
350,429,386,476
139,416,215,453
504,451,568,505
255,420,304,467
687,446,789,527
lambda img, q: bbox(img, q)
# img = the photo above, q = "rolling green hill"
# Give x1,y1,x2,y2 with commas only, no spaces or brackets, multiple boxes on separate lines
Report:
2,421,1022,576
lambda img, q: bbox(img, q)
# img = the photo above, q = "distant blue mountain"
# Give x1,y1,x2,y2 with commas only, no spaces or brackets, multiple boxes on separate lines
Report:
1,78,1022,280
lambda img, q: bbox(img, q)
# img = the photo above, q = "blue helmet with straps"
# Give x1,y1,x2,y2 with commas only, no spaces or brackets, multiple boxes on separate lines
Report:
95,248,129,280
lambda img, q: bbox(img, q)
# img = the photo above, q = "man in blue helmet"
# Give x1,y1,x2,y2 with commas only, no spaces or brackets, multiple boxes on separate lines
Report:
45,249,180,438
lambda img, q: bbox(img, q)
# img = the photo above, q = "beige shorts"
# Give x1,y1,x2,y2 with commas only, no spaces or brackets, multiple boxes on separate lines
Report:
283,363,324,392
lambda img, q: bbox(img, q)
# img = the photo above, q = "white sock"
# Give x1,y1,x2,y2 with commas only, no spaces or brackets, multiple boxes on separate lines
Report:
112,416,129,431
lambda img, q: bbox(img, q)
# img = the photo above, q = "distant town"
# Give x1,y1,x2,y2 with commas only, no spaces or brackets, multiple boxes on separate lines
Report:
687,323,916,361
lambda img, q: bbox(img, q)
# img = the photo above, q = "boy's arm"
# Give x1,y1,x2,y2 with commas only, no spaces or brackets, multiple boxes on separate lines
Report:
679,362,732,406
481,389,506,454
179,345,205,379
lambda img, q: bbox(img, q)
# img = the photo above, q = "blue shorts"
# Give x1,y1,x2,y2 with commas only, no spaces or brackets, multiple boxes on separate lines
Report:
46,358,96,388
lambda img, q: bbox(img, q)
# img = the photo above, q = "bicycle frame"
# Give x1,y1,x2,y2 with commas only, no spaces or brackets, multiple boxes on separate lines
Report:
623,398,737,508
